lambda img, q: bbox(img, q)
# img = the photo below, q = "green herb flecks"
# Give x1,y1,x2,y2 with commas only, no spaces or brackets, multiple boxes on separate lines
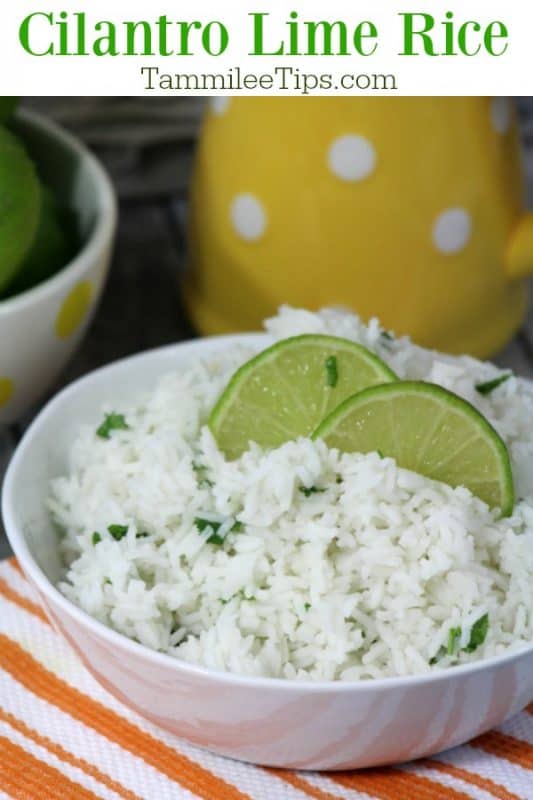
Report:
377,449,385,459
195,518,222,546
238,588,256,601
429,646,446,666
304,602,312,611
194,518,220,534
92,532,102,545
221,589,255,603
108,524,128,541
380,330,396,349
464,613,489,653
325,356,338,388
192,462,214,489
195,517,243,546
447,626,462,655
136,531,150,539
206,532,224,546
475,374,511,396
299,486,326,498
431,615,489,664
96,413,129,439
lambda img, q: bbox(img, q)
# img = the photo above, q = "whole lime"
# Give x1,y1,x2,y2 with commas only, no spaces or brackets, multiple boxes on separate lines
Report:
0,98,19,123
0,127,40,292
6,184,75,296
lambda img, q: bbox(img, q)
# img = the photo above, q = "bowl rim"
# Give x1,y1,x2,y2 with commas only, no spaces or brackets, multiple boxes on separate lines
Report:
3,333,533,693
0,108,117,315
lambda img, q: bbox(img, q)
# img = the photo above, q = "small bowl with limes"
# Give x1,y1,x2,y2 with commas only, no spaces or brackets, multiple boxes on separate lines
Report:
0,99,117,424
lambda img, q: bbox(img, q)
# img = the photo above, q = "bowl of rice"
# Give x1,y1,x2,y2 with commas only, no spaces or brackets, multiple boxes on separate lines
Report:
3,306,533,770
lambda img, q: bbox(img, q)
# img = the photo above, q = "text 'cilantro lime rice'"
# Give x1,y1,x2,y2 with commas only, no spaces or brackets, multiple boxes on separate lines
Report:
50,307,533,681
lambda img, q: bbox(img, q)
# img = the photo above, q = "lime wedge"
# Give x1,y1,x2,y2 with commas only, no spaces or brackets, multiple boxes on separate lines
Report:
209,334,397,459
314,381,514,515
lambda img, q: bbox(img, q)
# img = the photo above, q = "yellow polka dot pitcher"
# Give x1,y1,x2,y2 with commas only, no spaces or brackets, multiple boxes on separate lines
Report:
185,97,533,357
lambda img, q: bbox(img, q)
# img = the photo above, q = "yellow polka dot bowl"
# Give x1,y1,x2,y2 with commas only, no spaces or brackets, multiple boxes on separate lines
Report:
186,97,533,358
0,110,116,424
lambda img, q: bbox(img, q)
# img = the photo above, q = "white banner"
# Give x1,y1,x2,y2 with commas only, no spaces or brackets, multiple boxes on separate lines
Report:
0,0,531,95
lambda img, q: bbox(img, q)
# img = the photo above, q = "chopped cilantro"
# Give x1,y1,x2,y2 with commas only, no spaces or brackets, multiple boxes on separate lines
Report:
195,518,224,546
429,646,446,666
464,613,489,653
336,474,343,484
238,589,256,601
96,413,129,439
304,602,311,611
194,518,221,534
136,531,150,539
92,532,102,545
325,356,338,388
192,463,214,488
207,532,225,546
299,486,326,498
195,517,243,546
377,449,385,459
447,626,462,655
475,374,511,396
431,615,489,664
108,524,128,541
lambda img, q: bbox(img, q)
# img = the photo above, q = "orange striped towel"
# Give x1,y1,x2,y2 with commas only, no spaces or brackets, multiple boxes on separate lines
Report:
0,557,531,800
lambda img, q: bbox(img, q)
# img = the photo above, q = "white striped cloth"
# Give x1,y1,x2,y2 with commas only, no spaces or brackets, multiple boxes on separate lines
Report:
0,557,531,800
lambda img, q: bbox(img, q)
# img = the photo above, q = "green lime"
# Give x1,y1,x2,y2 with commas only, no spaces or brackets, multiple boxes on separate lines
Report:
0,98,19,123
0,127,40,292
5,184,74,296
313,381,514,515
209,334,397,459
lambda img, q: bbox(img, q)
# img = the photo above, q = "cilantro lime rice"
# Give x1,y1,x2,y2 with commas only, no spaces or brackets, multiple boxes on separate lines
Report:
50,307,533,681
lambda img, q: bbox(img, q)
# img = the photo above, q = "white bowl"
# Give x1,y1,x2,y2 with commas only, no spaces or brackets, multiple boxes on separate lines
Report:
0,109,117,424
3,335,533,770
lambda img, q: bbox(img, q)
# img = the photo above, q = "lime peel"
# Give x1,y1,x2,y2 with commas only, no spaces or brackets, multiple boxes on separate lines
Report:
313,380,514,516
209,334,397,460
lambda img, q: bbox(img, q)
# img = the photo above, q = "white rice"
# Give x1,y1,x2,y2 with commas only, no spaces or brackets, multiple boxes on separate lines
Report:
51,306,533,681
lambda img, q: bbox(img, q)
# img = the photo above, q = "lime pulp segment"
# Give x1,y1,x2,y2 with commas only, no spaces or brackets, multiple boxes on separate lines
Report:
209,334,397,460
313,381,514,515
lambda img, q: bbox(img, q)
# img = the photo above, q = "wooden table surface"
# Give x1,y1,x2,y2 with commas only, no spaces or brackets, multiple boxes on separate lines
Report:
2,97,533,558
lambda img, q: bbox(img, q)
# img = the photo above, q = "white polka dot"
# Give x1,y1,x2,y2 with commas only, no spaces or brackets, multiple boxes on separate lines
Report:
231,194,266,241
491,97,512,135
433,208,472,254
328,135,376,182
210,97,230,116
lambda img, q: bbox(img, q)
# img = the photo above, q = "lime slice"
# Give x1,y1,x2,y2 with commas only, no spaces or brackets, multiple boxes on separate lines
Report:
0,127,40,292
209,334,397,459
314,381,514,515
